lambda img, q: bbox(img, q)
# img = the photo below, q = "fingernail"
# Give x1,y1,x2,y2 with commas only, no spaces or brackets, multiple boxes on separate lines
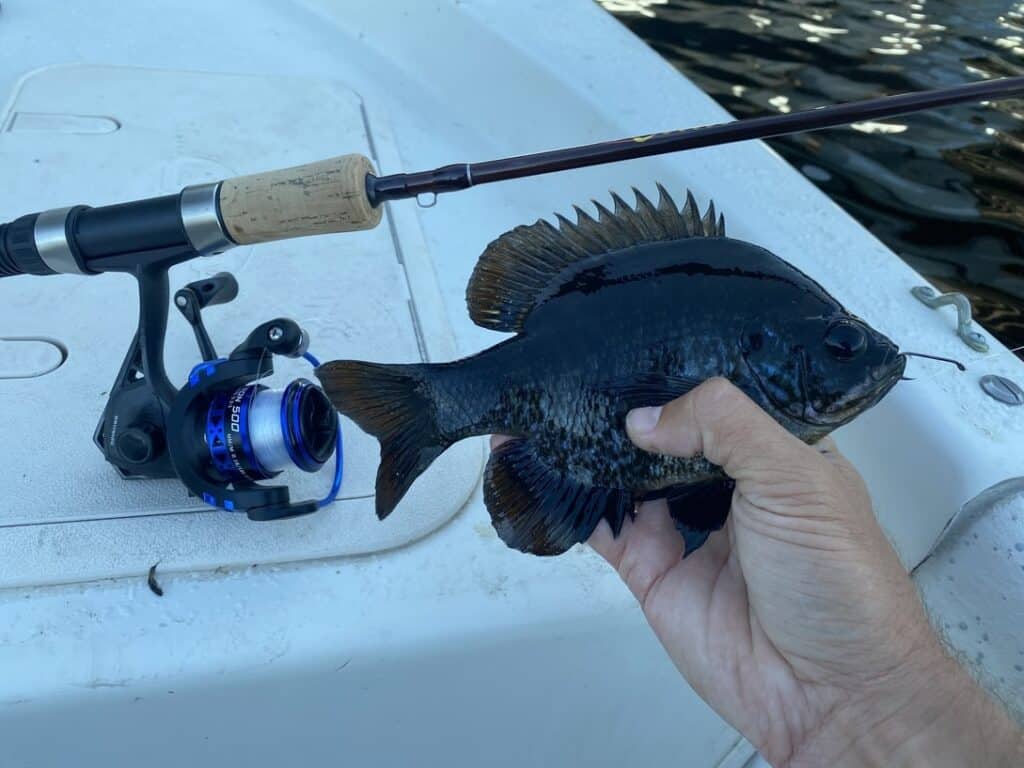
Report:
626,406,662,435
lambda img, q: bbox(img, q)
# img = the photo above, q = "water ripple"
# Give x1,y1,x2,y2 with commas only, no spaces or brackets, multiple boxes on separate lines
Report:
602,0,1024,355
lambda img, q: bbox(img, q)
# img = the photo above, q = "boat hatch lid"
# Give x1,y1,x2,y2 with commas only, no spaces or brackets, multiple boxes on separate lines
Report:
0,65,482,589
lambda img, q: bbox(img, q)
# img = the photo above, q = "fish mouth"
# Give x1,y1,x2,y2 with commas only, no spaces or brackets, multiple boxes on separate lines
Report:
800,353,907,427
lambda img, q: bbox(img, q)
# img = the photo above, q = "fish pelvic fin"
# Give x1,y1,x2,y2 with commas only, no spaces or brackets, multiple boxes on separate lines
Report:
664,479,734,558
466,186,726,333
316,361,449,519
484,439,633,556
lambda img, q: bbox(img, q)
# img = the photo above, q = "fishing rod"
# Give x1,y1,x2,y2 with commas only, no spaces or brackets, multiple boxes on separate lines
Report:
0,76,1020,520
3,76,1022,275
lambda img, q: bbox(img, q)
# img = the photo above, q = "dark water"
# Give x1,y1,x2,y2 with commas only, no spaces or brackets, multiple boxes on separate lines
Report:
603,0,1024,356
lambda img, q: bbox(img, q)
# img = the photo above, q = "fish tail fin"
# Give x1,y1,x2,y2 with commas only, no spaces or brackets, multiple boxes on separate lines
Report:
316,360,449,519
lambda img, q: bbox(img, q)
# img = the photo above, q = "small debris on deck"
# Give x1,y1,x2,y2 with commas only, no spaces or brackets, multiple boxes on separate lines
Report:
148,563,164,597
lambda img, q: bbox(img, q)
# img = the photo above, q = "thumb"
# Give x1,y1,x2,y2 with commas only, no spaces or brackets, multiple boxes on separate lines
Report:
625,378,818,485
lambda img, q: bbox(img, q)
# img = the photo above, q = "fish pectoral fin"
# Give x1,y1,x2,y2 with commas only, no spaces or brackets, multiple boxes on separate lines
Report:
484,439,632,556
465,187,725,333
604,373,705,412
664,479,735,558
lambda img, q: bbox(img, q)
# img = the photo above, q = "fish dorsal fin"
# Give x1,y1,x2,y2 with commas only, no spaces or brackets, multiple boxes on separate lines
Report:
466,186,726,332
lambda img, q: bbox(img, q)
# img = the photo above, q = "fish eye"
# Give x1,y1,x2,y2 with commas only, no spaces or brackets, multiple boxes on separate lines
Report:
745,331,764,353
824,321,867,360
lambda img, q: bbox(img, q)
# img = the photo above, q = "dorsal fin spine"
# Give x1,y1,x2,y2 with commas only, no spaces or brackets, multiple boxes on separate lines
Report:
702,201,718,237
557,213,602,259
594,200,635,251
683,191,703,236
656,184,689,239
632,187,669,241
576,206,619,253
610,192,647,242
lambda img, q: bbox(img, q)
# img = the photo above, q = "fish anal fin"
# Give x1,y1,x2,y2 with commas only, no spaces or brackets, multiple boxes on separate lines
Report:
665,479,735,558
466,188,727,333
484,439,632,556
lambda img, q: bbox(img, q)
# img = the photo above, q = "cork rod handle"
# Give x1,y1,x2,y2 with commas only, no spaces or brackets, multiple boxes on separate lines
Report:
218,154,382,245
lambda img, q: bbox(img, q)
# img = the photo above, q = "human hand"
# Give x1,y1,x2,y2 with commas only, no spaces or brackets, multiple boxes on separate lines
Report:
497,378,1024,767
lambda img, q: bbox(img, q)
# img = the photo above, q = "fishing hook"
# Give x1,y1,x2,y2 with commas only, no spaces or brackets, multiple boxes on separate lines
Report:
902,351,967,371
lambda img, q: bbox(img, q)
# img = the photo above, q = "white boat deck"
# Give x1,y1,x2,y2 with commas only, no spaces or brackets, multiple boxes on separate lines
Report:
0,1,1021,765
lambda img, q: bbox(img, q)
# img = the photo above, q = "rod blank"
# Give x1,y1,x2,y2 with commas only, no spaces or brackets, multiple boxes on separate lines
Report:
367,76,1024,205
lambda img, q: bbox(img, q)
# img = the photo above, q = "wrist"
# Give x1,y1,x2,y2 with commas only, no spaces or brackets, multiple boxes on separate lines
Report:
791,646,1024,768
814,641,951,767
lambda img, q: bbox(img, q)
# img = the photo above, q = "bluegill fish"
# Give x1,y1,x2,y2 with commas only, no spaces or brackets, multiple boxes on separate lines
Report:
316,187,906,556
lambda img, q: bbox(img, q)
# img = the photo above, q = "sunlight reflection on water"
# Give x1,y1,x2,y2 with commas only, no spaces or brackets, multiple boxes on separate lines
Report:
600,0,1024,355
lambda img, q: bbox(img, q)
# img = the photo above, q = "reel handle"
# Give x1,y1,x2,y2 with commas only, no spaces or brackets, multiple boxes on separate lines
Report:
179,272,238,309
218,154,383,244
175,272,239,361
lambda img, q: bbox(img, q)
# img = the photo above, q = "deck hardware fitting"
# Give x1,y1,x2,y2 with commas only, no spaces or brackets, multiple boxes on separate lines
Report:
979,374,1024,406
910,286,989,353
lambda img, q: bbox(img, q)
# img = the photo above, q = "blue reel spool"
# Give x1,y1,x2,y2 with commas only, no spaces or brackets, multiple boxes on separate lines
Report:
204,353,343,510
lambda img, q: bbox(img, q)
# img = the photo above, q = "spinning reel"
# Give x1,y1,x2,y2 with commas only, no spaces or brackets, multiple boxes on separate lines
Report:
95,269,342,520
93,268,342,520
0,181,344,521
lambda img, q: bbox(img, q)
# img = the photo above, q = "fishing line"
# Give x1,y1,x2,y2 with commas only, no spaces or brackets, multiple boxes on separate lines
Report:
304,351,345,509
901,345,1024,385
967,344,1024,366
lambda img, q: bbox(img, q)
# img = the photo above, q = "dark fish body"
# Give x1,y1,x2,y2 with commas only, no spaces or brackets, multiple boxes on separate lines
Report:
318,188,905,557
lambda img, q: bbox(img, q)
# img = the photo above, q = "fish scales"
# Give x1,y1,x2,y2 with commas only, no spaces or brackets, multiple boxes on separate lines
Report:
318,187,906,557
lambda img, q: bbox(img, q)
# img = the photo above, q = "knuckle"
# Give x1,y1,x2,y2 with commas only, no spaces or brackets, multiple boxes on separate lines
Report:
695,377,739,411
692,379,742,428
489,434,512,451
